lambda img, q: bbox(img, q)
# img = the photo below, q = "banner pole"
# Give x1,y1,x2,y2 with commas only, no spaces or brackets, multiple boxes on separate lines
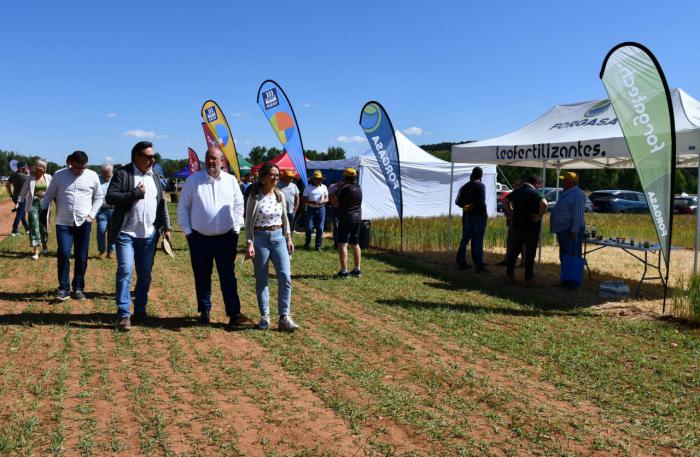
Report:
695,158,700,274
448,162,454,248
538,160,546,272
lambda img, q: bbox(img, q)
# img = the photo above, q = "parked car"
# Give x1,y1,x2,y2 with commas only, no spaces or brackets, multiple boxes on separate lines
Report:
496,182,511,192
674,195,698,214
497,190,511,212
588,190,648,213
544,188,593,212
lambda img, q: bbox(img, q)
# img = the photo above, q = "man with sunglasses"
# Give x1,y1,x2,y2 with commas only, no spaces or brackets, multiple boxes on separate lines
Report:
42,151,103,302
106,141,171,331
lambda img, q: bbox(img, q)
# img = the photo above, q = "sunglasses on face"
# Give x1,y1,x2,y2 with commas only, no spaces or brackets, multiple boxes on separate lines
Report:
139,154,157,162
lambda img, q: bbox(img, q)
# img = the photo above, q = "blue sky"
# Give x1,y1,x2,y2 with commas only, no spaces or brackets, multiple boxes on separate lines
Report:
1,0,698,165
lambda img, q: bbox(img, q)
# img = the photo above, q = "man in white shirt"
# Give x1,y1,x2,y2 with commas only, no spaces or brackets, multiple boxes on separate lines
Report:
279,170,300,231
41,151,103,301
96,163,115,259
177,147,246,328
302,170,329,251
105,141,172,331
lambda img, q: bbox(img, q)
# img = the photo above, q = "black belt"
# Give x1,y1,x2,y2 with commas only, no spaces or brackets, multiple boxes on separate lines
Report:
254,225,282,231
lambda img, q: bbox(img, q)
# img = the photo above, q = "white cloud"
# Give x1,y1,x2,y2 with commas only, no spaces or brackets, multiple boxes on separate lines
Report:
303,103,312,108
104,155,114,163
123,129,168,139
245,141,252,145
105,112,118,118
336,135,365,144
402,126,425,136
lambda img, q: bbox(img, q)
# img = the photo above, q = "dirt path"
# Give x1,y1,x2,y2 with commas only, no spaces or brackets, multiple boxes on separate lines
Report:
0,199,16,240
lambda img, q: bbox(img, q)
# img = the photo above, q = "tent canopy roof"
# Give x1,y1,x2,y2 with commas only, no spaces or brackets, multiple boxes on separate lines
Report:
310,130,496,173
452,88,700,169
250,151,305,176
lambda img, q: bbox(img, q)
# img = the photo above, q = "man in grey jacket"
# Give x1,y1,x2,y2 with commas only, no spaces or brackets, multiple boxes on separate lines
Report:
106,141,171,331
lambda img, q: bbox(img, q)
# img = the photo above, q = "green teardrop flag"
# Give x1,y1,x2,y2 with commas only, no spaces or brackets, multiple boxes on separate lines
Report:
600,42,676,272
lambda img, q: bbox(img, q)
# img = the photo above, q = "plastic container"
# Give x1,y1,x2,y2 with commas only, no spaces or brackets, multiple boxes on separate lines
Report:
599,281,630,299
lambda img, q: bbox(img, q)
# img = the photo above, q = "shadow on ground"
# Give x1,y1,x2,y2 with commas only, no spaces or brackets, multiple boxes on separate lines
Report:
0,311,252,331
365,248,678,313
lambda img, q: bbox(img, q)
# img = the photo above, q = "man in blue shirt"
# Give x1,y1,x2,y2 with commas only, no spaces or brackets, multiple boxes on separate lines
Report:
550,172,587,287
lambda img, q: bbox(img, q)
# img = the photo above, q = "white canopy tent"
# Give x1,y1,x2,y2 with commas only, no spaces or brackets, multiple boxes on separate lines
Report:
308,130,497,219
452,88,699,169
451,88,700,272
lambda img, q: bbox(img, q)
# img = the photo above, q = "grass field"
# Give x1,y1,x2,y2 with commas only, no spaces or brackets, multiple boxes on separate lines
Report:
0,203,698,456
372,213,698,252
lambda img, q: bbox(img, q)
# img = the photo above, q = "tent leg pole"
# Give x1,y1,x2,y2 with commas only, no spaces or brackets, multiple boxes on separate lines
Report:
448,162,454,249
695,159,700,274
538,161,546,273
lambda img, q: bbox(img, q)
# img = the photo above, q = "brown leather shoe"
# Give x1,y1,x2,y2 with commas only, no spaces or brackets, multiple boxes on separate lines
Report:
98,252,106,259
116,317,131,331
227,313,250,329
106,252,113,259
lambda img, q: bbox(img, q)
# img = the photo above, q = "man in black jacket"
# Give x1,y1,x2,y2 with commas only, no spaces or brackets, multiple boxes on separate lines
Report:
455,167,488,273
106,141,172,331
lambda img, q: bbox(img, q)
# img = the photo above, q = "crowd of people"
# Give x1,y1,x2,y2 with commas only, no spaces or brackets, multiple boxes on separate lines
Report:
4,143,365,331
4,143,587,330
455,168,587,288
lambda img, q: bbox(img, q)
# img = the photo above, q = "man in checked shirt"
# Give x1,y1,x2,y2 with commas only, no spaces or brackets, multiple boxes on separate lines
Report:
550,172,587,288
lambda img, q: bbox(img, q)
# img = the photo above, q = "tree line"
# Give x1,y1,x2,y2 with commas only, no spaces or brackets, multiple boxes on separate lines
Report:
3,145,697,194
246,146,346,165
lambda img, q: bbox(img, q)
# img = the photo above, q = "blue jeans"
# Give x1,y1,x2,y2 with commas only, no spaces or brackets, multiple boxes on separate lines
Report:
557,231,583,261
456,213,487,268
115,230,158,318
96,208,115,254
56,223,92,292
187,230,241,316
12,200,29,233
253,229,292,317
287,212,295,232
305,206,326,249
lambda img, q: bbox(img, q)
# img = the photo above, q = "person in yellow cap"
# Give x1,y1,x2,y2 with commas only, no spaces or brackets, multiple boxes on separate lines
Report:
279,169,300,230
330,168,363,277
550,171,587,288
302,170,328,251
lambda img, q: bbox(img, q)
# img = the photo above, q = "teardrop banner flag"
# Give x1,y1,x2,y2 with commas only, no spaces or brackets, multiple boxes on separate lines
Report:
359,101,403,220
201,100,241,179
201,121,230,173
187,147,201,175
600,42,676,305
256,80,308,184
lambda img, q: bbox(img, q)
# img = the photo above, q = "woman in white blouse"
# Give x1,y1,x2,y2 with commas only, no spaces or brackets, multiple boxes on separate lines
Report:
17,159,52,259
244,164,298,331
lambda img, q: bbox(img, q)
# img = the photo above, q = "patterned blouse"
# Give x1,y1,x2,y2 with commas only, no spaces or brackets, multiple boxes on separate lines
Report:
254,193,283,227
